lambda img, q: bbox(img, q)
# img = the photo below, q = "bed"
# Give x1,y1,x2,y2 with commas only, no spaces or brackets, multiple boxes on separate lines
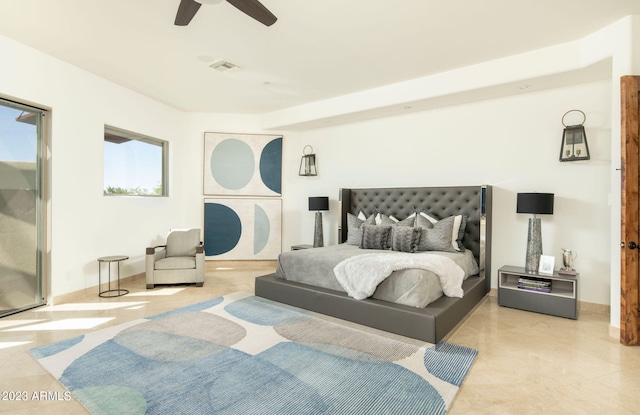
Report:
255,185,492,343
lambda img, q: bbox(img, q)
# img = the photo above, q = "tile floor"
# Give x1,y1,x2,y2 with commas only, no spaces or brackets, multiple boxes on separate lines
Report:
1,261,639,414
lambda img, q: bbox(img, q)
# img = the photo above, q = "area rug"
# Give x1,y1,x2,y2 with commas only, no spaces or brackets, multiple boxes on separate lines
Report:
29,292,477,415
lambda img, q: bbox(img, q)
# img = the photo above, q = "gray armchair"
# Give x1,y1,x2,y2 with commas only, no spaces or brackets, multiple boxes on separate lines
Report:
145,229,204,289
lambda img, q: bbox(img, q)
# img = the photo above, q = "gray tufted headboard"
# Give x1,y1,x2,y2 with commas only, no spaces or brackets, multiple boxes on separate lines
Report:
339,185,492,289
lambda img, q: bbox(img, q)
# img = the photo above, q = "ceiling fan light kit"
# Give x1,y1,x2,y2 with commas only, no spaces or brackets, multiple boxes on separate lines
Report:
175,0,277,27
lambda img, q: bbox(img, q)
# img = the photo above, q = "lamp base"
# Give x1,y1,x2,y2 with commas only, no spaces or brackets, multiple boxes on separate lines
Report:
313,211,324,248
525,217,542,273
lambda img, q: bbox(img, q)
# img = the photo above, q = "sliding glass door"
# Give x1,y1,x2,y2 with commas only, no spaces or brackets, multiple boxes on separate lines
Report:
0,99,45,317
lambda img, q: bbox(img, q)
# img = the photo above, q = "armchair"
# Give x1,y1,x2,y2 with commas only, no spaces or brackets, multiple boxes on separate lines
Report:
145,228,204,289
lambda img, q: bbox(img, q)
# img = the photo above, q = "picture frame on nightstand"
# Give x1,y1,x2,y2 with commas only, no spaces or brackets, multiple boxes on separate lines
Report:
538,255,555,275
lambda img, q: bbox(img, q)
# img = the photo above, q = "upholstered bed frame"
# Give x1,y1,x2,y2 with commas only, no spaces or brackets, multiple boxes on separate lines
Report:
255,185,492,343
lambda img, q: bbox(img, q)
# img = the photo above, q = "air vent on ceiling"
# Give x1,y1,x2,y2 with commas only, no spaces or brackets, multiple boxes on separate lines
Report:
209,60,240,72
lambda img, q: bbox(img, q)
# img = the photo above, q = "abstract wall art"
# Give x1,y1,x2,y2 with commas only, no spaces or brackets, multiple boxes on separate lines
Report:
203,132,283,196
203,198,282,260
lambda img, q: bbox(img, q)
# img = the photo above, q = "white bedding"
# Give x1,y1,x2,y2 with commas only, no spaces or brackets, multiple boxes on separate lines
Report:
334,252,466,300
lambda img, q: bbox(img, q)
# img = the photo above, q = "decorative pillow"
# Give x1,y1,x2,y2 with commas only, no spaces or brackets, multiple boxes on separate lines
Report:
379,213,415,227
418,212,467,251
378,213,396,226
453,215,468,251
416,213,435,229
417,217,457,252
166,228,200,257
391,226,421,253
418,211,438,225
415,214,433,251
360,224,391,250
346,213,376,245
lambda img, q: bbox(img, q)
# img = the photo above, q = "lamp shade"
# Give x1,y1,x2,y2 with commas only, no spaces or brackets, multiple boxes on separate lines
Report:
309,196,329,211
516,193,554,215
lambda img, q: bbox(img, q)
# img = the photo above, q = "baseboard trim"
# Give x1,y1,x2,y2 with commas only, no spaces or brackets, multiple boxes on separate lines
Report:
609,325,620,340
52,272,145,305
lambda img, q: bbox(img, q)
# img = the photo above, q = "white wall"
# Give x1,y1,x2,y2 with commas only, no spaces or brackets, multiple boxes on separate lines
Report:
0,35,192,299
281,80,612,305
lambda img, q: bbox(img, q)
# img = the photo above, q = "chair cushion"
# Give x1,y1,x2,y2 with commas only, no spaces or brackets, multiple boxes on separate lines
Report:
155,256,196,270
166,229,200,257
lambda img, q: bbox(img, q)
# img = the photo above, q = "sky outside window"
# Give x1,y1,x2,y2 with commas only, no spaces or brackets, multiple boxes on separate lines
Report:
0,105,36,162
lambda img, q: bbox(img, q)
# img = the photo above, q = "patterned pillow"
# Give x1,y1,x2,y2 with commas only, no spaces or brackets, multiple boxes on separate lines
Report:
417,217,457,252
391,226,421,253
415,214,434,251
378,213,416,227
346,212,376,245
417,212,467,251
360,224,391,250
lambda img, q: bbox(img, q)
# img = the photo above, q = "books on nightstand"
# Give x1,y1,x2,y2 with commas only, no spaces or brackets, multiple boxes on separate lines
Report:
517,276,552,293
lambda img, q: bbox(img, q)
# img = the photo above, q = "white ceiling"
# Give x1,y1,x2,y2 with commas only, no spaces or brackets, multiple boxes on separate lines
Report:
1,0,639,115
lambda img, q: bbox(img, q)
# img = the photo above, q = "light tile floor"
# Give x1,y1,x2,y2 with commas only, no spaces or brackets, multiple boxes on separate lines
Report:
1,261,638,414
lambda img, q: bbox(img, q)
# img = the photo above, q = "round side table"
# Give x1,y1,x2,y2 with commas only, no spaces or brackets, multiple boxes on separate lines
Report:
98,255,129,298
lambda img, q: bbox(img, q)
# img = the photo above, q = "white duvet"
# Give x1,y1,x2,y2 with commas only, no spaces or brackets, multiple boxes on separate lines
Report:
333,252,465,300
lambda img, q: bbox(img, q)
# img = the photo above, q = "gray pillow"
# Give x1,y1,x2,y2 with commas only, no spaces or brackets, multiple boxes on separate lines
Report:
417,217,456,252
415,214,433,251
378,213,396,226
416,213,467,252
360,224,391,250
378,213,416,227
346,213,376,245
166,229,200,257
415,213,434,229
391,226,421,253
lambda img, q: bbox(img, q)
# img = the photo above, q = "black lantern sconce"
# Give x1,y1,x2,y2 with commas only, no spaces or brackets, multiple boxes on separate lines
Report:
299,145,317,176
560,110,590,162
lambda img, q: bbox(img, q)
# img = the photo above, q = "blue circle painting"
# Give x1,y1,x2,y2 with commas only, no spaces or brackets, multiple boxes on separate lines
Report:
210,139,254,190
254,204,270,255
204,203,242,256
259,137,282,194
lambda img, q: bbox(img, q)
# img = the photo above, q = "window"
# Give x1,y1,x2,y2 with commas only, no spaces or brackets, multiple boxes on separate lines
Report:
104,126,167,196
0,98,46,316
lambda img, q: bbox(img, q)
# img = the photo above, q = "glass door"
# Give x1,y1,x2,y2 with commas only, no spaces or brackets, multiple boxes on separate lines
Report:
0,99,45,317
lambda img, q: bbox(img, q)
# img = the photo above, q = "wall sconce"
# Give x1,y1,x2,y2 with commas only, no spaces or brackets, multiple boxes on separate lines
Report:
560,110,590,162
299,145,317,176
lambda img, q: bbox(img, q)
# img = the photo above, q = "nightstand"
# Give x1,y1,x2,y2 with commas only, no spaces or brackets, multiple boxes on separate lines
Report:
498,265,578,319
291,244,313,251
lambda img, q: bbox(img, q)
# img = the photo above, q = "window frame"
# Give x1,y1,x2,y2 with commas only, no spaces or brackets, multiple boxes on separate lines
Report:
103,125,168,197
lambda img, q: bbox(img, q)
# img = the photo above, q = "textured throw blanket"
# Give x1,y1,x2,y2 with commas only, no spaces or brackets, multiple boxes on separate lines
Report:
334,252,465,300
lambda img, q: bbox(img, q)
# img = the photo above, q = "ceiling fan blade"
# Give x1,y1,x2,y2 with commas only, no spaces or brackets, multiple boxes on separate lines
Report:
226,0,277,26
175,0,202,26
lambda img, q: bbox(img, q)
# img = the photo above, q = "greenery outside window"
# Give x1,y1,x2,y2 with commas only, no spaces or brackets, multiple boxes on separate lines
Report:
104,126,168,196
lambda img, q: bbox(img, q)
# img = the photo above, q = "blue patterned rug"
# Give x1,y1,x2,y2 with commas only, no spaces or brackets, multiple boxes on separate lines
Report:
29,292,477,414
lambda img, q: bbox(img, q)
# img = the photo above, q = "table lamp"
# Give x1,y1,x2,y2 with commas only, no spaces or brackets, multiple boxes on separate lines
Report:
517,192,554,273
309,196,329,247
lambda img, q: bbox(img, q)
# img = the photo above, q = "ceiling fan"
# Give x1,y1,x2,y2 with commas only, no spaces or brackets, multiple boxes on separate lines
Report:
175,0,277,27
